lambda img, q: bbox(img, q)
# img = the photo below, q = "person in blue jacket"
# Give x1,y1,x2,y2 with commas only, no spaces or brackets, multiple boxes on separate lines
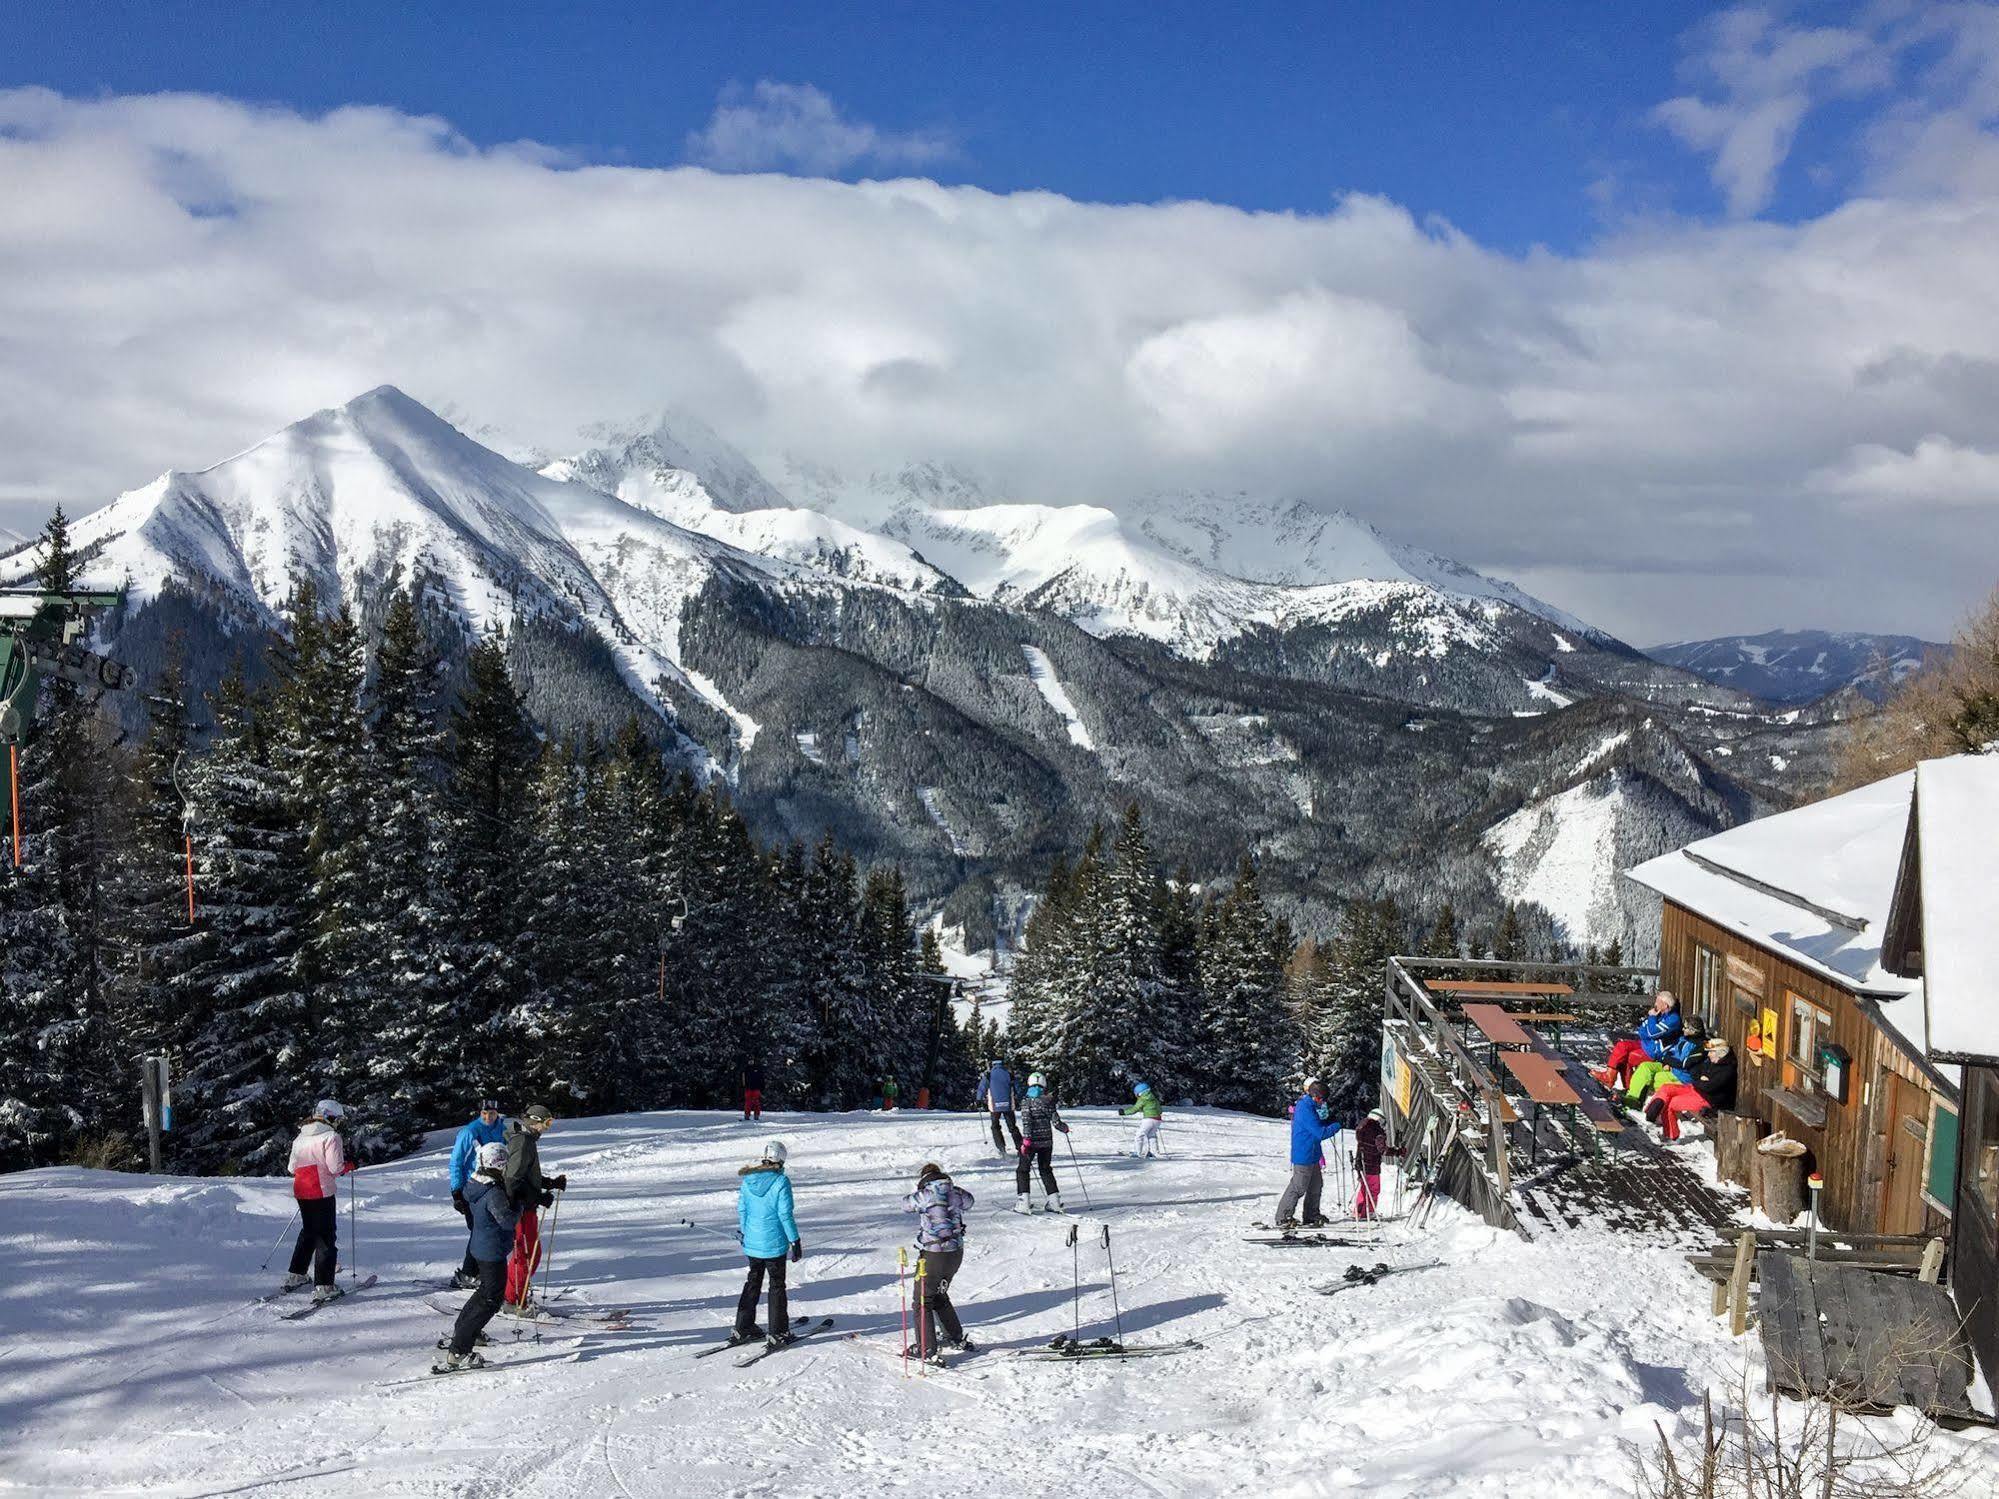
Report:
447,1099,508,1288
1275,1078,1342,1228
1594,991,1683,1092
733,1139,803,1349
436,1141,521,1372
973,1059,1021,1155
1623,1018,1706,1108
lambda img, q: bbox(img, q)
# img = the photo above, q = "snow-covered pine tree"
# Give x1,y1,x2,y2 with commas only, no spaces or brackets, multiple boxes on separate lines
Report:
514,737,599,1108
792,833,873,1107
858,864,926,1094
1155,863,1206,1100
1195,857,1297,1114
1318,897,1402,1122
1002,852,1073,1078
1098,803,1170,1100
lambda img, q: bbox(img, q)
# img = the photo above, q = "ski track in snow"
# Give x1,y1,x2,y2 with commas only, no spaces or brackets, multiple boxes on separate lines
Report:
916,786,970,855
3,1110,1992,1497
1018,644,1096,750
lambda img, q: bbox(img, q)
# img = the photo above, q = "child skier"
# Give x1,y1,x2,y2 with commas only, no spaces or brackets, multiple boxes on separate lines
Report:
446,1099,507,1289
902,1162,976,1362
734,1140,803,1349
1120,1081,1164,1158
436,1140,520,1372
742,1061,765,1121
502,1104,567,1311
283,1099,356,1304
974,1059,1021,1154
881,1074,899,1111
1277,1079,1341,1229
1015,1072,1070,1213
1352,1107,1401,1220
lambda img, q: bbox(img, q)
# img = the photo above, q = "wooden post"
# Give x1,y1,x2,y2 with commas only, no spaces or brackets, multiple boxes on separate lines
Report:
140,1057,162,1174
1757,1149,1807,1226
1729,1230,1756,1336
1715,1113,1765,1188
1919,1238,1944,1285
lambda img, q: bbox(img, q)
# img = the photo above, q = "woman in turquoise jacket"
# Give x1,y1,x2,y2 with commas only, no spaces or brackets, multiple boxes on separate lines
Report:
733,1140,803,1348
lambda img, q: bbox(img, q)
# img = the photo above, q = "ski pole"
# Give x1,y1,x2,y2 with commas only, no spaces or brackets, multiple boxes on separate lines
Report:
1101,1224,1126,1346
348,1169,357,1282
533,1190,563,1306
677,1216,736,1242
898,1246,909,1376
1062,1131,1092,1209
260,1205,300,1271
1066,1222,1080,1343
914,1256,928,1374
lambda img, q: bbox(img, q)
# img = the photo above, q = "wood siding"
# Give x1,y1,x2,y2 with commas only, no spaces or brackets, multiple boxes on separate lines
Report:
1658,901,1951,1236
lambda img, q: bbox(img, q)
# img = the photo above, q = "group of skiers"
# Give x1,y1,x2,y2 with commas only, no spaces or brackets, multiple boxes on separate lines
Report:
1275,1079,1398,1228
1590,990,1739,1140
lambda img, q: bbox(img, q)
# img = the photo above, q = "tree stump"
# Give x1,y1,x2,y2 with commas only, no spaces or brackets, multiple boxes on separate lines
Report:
1755,1139,1809,1225
1715,1112,1766,1189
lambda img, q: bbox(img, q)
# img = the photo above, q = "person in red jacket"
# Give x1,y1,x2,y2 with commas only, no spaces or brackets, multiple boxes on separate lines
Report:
1352,1108,1402,1220
283,1099,356,1304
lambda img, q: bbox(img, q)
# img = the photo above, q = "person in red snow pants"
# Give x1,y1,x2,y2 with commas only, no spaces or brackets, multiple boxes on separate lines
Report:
501,1104,566,1307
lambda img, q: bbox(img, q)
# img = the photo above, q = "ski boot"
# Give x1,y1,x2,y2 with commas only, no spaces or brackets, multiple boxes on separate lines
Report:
311,1283,345,1306
763,1329,798,1352
1047,1192,1064,1213
1302,1215,1331,1228
1014,1194,1033,1215
726,1324,765,1347
435,1333,491,1350
1275,1217,1301,1232
431,1349,486,1374
281,1271,310,1293
943,1335,977,1354
449,1270,478,1290
903,1344,946,1366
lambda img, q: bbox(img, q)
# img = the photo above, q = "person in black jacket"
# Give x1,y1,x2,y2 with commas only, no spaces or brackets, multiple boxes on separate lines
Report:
1013,1073,1069,1213
1650,1036,1738,1141
742,1062,765,1122
502,1104,567,1310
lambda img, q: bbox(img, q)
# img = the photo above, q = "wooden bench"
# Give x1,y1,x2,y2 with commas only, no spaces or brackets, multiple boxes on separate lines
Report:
1432,980,1576,997
1519,1029,1624,1137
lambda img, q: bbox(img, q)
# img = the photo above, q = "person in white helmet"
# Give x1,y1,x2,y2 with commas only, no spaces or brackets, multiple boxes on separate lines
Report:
1014,1072,1070,1213
283,1099,356,1304
734,1139,803,1348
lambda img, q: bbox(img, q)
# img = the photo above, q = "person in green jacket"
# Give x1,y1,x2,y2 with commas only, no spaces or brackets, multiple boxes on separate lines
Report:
881,1074,899,1111
1120,1081,1164,1159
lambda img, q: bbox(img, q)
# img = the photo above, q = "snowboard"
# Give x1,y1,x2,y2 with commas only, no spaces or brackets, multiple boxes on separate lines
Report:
281,1274,377,1319
733,1316,835,1367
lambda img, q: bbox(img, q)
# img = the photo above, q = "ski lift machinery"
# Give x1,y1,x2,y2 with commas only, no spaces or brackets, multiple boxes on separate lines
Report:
0,586,132,866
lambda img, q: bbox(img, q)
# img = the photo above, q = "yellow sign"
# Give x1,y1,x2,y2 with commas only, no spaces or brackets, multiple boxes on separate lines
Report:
1395,1059,1414,1115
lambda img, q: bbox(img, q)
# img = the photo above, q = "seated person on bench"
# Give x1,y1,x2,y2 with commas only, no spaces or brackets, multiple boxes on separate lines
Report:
1591,991,1681,1091
1622,1019,1704,1110
1647,1036,1737,1141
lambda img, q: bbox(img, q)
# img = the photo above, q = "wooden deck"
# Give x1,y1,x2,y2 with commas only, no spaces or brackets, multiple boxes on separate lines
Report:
1514,1124,1740,1245
1757,1252,1978,1419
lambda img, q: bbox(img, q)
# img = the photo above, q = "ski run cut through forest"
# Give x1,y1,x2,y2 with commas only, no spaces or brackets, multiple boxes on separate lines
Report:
4,1107,1995,1497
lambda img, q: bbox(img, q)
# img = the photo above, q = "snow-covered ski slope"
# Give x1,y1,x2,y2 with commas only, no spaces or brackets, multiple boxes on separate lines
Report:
4,1109,1992,1497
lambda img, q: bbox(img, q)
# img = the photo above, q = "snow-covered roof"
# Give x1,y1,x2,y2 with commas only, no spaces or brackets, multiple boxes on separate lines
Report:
1624,771,1918,998
1912,755,1999,1063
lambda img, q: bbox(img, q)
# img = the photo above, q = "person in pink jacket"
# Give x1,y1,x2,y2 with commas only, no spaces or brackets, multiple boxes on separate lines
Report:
282,1100,356,1304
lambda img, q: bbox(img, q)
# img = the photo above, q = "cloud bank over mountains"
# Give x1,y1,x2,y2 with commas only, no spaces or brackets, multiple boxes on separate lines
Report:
2,14,1997,642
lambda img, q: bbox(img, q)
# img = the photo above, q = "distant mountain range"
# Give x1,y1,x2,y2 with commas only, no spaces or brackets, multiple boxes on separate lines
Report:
1,387,1858,959
1645,630,1944,705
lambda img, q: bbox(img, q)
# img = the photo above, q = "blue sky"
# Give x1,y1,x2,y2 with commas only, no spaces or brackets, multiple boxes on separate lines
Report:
0,1,1863,251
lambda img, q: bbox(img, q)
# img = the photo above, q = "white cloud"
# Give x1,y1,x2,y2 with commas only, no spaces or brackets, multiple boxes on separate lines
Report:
1814,434,1999,506
1,87,1998,640
686,81,955,175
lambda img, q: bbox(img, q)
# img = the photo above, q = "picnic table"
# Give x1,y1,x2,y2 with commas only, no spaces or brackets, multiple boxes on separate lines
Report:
1462,1003,1534,1048
1493,1027,1624,1162
1430,980,1576,997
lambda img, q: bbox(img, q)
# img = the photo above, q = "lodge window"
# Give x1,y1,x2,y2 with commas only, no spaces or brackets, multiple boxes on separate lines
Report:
1691,944,1723,1028
1923,1098,1960,1217
1785,993,1833,1096
1972,1080,1999,1221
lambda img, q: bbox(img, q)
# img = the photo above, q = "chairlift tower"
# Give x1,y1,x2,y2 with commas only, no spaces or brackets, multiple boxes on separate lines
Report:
0,586,131,863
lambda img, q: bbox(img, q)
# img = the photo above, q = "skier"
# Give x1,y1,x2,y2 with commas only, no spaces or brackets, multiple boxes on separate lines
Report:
902,1162,976,1361
1592,991,1683,1092
446,1099,507,1289
1014,1071,1070,1213
742,1061,765,1122
1648,1035,1738,1142
974,1058,1021,1155
436,1140,521,1372
1276,1079,1341,1229
282,1099,356,1304
881,1074,900,1111
1352,1107,1401,1220
1120,1081,1164,1158
502,1104,567,1311
733,1139,803,1349
1622,1019,1705,1111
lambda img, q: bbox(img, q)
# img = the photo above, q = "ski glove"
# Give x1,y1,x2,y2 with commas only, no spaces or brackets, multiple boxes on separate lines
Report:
451,1190,469,1217
788,1239,803,1263
550,1174,568,1191
539,1190,556,1209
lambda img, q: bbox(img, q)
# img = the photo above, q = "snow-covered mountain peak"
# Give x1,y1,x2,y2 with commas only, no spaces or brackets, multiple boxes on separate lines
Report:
563,407,791,516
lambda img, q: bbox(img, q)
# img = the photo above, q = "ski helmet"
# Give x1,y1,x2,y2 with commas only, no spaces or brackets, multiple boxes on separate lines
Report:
476,1141,508,1171
314,1099,347,1121
762,1140,789,1165
1133,1082,1151,1096
1028,1071,1046,1088
1303,1077,1324,1095
1366,1107,1384,1123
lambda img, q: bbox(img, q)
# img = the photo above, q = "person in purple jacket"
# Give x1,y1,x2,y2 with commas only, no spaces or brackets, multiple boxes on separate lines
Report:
901,1162,976,1362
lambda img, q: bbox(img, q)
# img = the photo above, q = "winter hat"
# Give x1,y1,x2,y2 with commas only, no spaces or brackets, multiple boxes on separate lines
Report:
478,1098,502,1114
1028,1071,1046,1088
314,1099,347,1121
523,1104,554,1126
1366,1108,1384,1122
916,1162,946,1187
476,1141,508,1172
762,1140,789,1166
1705,1036,1731,1056
1303,1077,1324,1095
1133,1082,1151,1096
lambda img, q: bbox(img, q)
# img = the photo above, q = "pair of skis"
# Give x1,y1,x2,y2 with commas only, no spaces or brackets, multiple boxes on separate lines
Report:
1312,1260,1442,1296
690,1315,836,1368
275,1274,378,1320
1015,1334,1200,1363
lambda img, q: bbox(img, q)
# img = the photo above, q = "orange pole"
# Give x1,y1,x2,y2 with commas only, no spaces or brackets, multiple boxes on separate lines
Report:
184,831,196,923
8,744,20,868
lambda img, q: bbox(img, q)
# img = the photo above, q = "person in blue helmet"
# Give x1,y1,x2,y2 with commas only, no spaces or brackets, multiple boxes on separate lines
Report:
446,1099,508,1289
1119,1081,1164,1159
1276,1078,1342,1229
1014,1073,1069,1213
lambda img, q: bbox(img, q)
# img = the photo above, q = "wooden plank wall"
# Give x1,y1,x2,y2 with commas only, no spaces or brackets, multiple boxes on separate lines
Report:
1657,902,1948,1235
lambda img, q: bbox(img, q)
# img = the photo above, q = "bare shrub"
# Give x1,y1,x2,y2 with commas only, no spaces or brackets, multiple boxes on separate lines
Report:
1833,583,1999,791
63,1131,143,1172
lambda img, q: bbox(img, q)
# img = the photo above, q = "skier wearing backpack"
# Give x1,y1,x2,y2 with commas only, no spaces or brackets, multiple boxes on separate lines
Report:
446,1099,507,1289
1120,1081,1164,1159
1276,1079,1341,1229
436,1140,521,1372
1015,1072,1069,1213
974,1059,1021,1155
902,1162,976,1361
734,1140,803,1349
502,1104,567,1311
282,1099,356,1305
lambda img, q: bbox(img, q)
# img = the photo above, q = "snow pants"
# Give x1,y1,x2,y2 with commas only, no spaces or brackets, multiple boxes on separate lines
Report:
504,1205,541,1306
988,1106,1022,1153
1354,1171,1383,1220
1017,1142,1058,1196
1276,1164,1323,1225
916,1246,966,1351
743,1089,762,1121
1602,1038,1651,1088
450,1257,506,1356
455,1197,479,1278
1133,1118,1163,1157
1625,1061,1676,1106
288,1196,338,1286
736,1254,790,1338
1652,1083,1714,1141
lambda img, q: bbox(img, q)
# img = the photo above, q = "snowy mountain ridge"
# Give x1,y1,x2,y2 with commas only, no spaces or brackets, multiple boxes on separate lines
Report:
1646,629,1943,706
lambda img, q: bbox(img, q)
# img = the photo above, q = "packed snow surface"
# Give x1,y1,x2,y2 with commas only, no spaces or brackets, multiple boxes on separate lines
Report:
1018,643,1095,750
1909,754,1999,1059
10,1109,1983,1497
